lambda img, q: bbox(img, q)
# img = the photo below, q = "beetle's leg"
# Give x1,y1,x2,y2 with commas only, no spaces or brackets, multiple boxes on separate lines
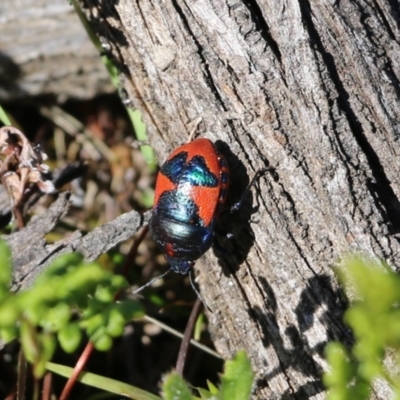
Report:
189,270,213,313
230,168,267,212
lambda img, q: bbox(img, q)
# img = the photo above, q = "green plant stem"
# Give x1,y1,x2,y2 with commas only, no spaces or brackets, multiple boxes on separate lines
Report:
16,349,27,400
32,378,39,400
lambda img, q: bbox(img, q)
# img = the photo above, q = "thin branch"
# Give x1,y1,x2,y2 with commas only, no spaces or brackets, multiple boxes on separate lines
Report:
175,299,203,376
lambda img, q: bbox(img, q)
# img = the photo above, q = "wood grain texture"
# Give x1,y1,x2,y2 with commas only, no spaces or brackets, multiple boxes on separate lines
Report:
0,0,112,101
32,0,400,398
5,192,146,293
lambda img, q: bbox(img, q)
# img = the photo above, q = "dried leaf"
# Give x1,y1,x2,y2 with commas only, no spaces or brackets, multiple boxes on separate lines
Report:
0,126,54,206
2,171,23,205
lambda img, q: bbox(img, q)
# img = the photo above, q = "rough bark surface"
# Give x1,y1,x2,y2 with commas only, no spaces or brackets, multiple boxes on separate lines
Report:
13,0,400,398
0,0,112,101
72,0,400,399
74,0,400,398
5,192,146,293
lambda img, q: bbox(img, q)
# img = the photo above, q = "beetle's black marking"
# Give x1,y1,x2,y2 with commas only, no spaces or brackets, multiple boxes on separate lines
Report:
162,152,218,187
182,155,218,187
161,152,187,183
150,209,214,266
155,190,203,226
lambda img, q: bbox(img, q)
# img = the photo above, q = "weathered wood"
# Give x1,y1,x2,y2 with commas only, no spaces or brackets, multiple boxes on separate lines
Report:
0,0,112,101
15,0,400,397
5,192,147,292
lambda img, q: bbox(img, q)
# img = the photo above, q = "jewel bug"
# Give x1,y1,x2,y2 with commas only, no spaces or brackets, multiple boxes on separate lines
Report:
150,138,229,273
134,138,263,307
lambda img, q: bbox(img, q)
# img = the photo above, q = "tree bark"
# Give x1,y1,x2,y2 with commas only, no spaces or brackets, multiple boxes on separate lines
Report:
81,0,400,398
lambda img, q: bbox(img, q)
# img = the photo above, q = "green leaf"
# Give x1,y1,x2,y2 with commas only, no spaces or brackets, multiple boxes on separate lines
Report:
324,255,398,400
105,308,125,337
0,240,11,286
162,372,194,400
41,302,71,331
197,387,216,399
194,313,204,341
33,332,56,378
41,253,84,280
59,263,109,295
81,312,106,334
0,298,20,327
206,381,219,395
58,324,82,353
0,105,12,125
219,351,254,400
127,108,156,171
0,245,149,382
115,299,145,320
93,333,112,351
110,274,129,291
0,326,17,343
94,285,115,303
0,286,9,302
20,319,40,364
324,342,356,400
46,361,162,400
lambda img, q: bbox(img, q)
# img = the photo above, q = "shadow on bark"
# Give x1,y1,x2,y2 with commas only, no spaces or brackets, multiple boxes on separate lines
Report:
249,274,352,399
212,139,262,276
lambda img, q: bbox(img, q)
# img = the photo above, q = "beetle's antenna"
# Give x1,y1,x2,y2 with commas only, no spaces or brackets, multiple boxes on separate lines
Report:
189,270,213,313
133,269,171,294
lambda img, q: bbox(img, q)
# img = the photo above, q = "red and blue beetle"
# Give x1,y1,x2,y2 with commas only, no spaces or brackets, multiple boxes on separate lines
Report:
134,137,262,303
149,138,229,275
